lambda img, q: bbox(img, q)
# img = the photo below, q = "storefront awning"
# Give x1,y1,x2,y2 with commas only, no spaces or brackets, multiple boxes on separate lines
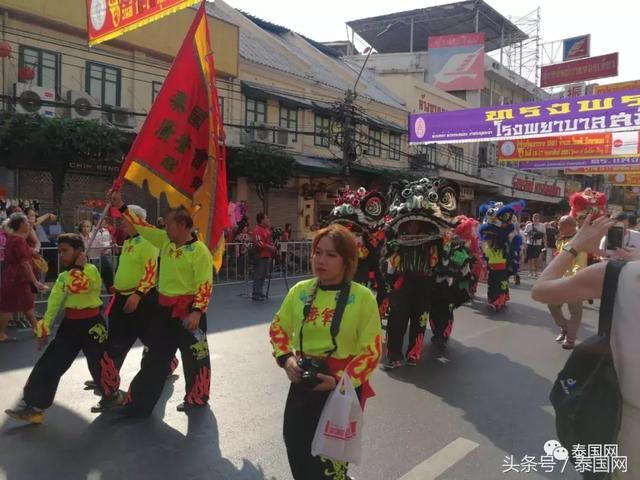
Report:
293,155,341,175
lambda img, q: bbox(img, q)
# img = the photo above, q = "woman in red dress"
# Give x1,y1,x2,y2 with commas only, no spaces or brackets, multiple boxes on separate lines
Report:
0,213,47,342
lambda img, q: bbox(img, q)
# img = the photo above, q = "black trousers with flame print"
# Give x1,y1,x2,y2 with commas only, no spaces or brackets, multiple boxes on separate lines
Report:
385,274,434,362
125,305,210,414
24,315,120,409
107,290,178,374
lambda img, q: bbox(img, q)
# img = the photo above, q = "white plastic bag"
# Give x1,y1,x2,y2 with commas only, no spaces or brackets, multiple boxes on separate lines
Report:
311,373,363,465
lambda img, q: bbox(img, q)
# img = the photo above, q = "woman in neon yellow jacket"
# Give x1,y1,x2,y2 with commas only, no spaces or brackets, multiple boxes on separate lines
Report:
269,224,382,480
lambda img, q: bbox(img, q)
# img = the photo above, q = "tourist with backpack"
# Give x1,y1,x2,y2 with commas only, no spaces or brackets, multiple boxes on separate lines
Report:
532,214,639,479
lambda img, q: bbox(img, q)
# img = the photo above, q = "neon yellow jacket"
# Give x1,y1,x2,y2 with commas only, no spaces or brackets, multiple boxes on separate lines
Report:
113,235,158,295
36,263,103,337
122,207,213,311
269,279,382,387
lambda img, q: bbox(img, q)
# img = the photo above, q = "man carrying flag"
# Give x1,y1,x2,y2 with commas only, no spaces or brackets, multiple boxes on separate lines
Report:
108,2,227,416
110,194,213,414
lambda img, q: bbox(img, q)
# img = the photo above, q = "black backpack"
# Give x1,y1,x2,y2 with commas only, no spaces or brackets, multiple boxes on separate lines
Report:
549,260,625,478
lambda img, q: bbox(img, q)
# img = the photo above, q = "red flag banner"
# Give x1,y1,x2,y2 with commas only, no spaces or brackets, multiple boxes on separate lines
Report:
86,0,201,46
115,3,228,270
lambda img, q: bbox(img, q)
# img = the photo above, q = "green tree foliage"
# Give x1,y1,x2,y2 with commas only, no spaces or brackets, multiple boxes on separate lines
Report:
0,113,126,215
229,142,294,214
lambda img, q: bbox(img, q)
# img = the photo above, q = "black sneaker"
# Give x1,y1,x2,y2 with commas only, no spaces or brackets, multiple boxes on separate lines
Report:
381,359,402,370
91,390,125,413
84,380,97,390
515,274,521,285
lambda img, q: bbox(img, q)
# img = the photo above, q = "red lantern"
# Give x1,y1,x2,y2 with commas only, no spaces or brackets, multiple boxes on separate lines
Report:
17,66,35,81
0,42,11,58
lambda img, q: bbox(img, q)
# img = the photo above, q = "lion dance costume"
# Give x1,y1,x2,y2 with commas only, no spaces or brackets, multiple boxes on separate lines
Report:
569,188,607,222
478,200,525,312
569,188,608,267
381,178,475,368
324,186,387,299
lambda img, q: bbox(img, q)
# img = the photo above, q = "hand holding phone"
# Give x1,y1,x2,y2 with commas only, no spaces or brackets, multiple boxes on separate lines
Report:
606,223,625,251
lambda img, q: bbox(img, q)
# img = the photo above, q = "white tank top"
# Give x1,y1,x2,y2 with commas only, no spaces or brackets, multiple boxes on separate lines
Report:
611,261,640,409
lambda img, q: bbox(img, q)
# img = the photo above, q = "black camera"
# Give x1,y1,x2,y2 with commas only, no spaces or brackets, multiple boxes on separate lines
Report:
297,358,329,389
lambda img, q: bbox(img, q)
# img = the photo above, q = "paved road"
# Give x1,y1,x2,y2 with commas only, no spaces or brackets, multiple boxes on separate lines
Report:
0,277,593,480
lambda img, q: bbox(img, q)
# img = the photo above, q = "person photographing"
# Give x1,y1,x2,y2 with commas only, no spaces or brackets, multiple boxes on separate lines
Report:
269,224,382,480
532,214,640,479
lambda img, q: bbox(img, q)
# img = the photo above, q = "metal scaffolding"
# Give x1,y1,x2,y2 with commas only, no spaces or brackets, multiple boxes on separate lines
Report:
501,7,541,85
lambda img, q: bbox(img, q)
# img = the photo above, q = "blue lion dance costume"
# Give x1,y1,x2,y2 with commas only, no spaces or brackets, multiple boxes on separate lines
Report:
478,200,525,312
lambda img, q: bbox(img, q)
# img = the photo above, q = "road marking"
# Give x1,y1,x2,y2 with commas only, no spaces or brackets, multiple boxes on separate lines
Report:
399,437,479,480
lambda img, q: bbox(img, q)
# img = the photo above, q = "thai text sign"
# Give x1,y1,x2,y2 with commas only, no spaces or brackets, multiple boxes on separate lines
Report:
426,33,485,91
86,0,200,46
594,80,640,94
609,174,640,186
409,90,640,144
511,158,640,171
512,177,562,197
540,53,618,88
567,165,640,175
498,132,640,161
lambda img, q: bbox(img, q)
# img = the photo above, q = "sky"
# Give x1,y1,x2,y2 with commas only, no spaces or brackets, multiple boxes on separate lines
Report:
222,0,638,86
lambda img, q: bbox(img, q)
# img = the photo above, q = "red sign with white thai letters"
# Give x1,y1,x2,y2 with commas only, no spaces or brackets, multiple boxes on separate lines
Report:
540,53,618,88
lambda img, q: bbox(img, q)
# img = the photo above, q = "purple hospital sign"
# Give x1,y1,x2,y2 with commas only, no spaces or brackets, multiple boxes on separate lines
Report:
409,90,640,144
510,157,640,170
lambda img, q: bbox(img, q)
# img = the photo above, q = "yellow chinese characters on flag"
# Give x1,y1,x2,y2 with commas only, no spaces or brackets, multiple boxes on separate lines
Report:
114,3,228,270
609,174,640,186
86,0,201,46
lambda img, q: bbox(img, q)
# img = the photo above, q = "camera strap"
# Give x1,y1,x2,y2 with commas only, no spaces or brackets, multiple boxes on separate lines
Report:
299,280,351,359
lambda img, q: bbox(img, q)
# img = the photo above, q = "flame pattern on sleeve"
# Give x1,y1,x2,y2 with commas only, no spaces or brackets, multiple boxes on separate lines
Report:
343,334,383,388
193,280,213,311
269,314,292,357
122,208,152,228
136,258,157,294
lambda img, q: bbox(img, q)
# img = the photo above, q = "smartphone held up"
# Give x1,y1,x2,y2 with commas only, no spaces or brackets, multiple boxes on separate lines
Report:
606,223,625,251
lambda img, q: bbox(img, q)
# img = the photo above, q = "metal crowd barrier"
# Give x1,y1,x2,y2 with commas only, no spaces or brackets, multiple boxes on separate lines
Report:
215,241,313,285
0,241,314,309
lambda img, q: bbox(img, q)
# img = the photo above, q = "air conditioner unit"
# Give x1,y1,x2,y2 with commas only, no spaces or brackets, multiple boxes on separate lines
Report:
251,122,271,142
13,83,56,118
67,90,101,121
275,128,289,146
108,107,135,129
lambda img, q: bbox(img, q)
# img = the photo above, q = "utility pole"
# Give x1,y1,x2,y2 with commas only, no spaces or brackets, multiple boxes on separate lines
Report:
341,89,356,177
340,24,391,178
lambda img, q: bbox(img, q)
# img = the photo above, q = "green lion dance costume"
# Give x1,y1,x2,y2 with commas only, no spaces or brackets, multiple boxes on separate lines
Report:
380,177,476,369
